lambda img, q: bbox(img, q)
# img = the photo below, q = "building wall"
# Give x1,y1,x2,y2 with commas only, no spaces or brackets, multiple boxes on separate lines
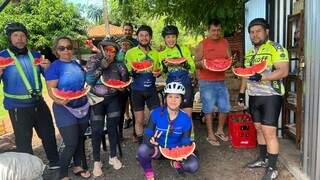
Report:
244,0,266,52
303,0,320,179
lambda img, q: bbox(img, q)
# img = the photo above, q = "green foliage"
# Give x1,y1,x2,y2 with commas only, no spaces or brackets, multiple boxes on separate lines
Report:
116,0,245,36
0,0,87,50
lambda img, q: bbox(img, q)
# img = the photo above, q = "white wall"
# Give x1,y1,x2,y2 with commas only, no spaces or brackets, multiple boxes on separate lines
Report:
244,0,266,52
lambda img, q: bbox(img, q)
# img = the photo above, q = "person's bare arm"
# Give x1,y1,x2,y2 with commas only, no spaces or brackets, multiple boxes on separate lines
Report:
46,80,69,105
261,61,289,81
195,42,205,69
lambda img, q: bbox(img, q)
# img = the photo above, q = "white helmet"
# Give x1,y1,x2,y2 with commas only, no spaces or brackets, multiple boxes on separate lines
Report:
164,82,185,95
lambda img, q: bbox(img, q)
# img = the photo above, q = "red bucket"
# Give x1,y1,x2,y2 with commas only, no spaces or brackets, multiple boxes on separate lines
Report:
228,112,257,149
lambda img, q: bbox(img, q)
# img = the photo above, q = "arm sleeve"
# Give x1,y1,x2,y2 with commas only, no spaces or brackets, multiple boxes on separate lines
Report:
183,47,196,74
143,115,157,146
124,51,133,73
180,115,192,146
85,55,102,86
44,63,59,81
272,46,289,63
118,62,130,82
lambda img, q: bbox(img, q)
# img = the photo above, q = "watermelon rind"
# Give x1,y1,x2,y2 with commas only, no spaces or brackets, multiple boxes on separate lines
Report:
232,60,267,77
203,58,232,72
52,86,90,100
159,142,196,161
131,60,153,72
100,77,132,89
0,57,14,68
165,57,187,65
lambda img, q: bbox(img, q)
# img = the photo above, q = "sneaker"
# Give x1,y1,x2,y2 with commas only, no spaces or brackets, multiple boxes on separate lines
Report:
246,158,268,168
170,160,184,175
93,161,103,177
145,171,155,180
109,156,122,170
262,167,278,180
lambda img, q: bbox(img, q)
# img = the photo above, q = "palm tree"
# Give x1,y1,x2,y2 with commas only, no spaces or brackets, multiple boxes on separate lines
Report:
86,4,103,24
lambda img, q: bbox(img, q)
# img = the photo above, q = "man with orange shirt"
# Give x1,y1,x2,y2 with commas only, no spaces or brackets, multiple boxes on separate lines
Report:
195,19,232,146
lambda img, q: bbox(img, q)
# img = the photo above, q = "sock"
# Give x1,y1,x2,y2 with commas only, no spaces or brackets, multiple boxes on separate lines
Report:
268,153,278,169
259,144,267,160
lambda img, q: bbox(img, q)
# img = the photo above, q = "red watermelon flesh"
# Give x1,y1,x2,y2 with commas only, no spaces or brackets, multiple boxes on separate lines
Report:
52,86,90,100
204,58,232,71
165,57,187,65
232,60,267,77
0,57,14,68
159,142,196,161
131,60,153,71
100,77,132,88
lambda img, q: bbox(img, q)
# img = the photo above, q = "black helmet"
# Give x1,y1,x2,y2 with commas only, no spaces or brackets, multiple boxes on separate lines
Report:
136,25,153,37
162,25,179,38
98,36,120,51
4,22,28,38
119,36,135,47
248,18,269,32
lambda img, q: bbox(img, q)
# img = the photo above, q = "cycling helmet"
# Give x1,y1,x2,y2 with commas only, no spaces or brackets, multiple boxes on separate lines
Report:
4,22,28,38
162,25,179,38
248,18,269,32
136,25,153,37
98,36,120,51
164,82,185,95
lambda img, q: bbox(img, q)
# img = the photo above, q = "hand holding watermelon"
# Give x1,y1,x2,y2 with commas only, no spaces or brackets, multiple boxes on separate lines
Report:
38,55,51,70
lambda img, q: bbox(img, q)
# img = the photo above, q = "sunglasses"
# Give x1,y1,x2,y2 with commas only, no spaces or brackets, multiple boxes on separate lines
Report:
57,46,73,51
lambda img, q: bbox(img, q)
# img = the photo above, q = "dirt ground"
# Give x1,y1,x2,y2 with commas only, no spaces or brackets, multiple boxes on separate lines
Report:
0,120,293,180
0,94,294,180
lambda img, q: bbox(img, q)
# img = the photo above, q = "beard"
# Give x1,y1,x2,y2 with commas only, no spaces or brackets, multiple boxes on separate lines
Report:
252,38,267,47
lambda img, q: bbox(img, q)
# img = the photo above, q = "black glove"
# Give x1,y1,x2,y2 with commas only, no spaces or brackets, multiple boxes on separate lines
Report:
249,73,262,82
238,93,245,104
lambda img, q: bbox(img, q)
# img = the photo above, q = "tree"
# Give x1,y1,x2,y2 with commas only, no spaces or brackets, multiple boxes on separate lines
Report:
0,0,87,50
116,0,245,36
85,4,103,25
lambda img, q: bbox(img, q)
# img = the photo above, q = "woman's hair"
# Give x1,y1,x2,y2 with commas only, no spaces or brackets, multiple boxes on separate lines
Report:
51,36,73,57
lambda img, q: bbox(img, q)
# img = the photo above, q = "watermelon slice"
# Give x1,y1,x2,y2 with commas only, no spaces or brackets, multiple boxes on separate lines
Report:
159,142,196,161
131,60,153,72
165,57,187,65
232,60,267,77
203,58,232,71
52,86,90,100
100,77,132,88
0,57,14,68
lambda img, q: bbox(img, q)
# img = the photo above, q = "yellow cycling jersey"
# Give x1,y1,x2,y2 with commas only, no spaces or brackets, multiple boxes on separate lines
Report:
245,40,289,96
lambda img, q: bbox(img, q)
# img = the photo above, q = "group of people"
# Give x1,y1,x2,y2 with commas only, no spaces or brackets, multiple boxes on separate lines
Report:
0,17,288,180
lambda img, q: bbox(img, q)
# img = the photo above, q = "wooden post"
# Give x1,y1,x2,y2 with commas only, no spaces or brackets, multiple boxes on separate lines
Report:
103,0,110,36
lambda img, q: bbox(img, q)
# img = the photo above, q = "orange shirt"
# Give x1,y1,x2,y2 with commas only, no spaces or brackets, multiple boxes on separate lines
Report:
198,37,229,81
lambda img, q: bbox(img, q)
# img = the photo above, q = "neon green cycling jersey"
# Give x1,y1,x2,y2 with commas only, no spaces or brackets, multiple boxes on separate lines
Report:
159,45,195,76
245,40,289,96
125,46,160,72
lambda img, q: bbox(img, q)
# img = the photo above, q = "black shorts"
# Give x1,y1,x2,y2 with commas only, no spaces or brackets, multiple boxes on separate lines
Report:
131,89,160,111
181,84,194,108
249,95,283,127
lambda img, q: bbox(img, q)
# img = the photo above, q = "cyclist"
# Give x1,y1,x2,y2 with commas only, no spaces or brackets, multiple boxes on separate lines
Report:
137,82,199,180
238,18,289,180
